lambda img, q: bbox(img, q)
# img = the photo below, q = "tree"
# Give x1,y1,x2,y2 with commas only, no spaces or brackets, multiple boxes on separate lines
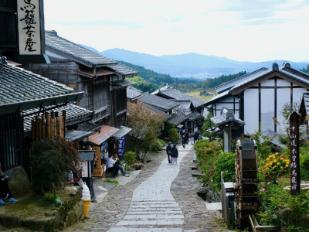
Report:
30,139,79,194
302,65,309,74
127,102,165,162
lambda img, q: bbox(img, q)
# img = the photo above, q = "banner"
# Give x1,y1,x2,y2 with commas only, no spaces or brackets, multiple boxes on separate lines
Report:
17,0,42,55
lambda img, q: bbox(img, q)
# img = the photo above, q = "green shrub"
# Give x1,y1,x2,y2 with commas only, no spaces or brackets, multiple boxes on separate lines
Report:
124,151,137,167
149,138,165,152
167,127,179,144
252,132,272,160
194,140,222,186
213,152,235,190
300,143,309,180
258,183,309,230
30,139,79,194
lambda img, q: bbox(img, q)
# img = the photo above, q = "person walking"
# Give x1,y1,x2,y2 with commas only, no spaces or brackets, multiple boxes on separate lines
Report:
171,144,179,165
166,142,172,164
194,130,200,143
181,128,187,148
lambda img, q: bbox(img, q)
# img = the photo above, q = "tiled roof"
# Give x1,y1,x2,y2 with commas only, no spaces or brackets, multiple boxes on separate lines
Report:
211,110,244,127
23,104,93,132
215,63,309,95
159,88,206,108
45,31,116,68
167,111,189,125
138,93,179,112
0,63,82,114
127,86,143,100
215,68,269,94
107,63,138,76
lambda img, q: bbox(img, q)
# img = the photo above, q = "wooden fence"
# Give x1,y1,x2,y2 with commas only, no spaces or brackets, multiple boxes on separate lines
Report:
31,111,66,140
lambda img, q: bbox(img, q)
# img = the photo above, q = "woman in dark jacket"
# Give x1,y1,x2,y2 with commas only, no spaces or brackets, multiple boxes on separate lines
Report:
171,144,179,165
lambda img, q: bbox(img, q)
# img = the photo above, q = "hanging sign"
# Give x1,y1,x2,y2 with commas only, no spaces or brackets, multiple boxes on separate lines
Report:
118,137,126,157
17,0,42,55
289,112,301,195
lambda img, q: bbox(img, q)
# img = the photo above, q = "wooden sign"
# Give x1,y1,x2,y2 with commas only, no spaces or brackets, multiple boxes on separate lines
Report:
17,0,42,55
289,112,301,195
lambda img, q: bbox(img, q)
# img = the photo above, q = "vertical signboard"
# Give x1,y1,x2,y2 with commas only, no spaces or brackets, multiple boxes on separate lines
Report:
289,112,301,195
17,0,41,55
118,137,125,157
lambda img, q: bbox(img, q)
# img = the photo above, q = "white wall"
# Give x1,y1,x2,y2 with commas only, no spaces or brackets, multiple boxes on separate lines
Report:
244,89,259,134
277,88,291,134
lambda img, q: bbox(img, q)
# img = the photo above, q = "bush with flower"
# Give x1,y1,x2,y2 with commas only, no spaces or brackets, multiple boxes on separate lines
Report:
260,153,289,181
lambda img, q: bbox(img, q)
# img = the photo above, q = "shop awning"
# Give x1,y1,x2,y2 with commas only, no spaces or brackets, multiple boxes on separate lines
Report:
113,126,132,139
65,130,94,142
88,125,119,146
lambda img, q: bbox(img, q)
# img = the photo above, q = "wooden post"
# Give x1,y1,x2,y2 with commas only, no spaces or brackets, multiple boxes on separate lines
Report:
289,111,301,195
62,110,66,138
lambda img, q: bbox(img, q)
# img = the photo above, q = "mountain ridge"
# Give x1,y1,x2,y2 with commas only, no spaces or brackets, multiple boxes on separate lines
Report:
101,48,308,79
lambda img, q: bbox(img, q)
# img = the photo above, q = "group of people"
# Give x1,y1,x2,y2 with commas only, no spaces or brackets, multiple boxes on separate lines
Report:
166,127,200,164
106,154,128,178
166,142,179,165
180,127,200,148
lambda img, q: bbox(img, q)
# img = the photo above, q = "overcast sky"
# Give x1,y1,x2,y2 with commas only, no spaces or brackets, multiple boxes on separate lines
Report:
44,0,309,62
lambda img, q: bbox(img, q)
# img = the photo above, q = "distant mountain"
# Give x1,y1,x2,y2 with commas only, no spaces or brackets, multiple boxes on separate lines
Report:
102,48,309,79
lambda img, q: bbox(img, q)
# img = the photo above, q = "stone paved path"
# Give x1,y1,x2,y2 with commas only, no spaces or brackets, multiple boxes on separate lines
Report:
108,145,188,232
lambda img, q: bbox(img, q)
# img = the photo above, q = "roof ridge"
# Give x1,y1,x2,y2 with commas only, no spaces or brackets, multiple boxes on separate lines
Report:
45,31,117,67
215,67,268,91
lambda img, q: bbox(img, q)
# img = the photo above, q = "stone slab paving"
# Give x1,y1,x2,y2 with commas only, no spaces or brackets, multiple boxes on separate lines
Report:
108,145,188,232
65,150,167,232
171,144,230,232
64,144,229,232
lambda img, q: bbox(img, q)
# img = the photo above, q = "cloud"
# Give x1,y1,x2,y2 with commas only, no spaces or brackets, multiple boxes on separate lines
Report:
44,0,309,61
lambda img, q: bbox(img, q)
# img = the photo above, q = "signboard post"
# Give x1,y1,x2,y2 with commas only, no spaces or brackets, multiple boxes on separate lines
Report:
289,112,301,195
17,0,42,55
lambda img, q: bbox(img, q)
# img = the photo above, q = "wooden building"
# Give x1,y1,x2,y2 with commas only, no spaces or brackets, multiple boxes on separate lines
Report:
0,58,83,171
27,31,137,128
153,86,206,132
206,63,309,135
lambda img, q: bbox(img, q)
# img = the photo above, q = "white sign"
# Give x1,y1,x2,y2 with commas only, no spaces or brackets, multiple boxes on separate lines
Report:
17,0,41,55
81,161,89,178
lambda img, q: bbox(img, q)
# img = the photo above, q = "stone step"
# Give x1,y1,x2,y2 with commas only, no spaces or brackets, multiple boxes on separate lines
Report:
191,170,202,177
108,227,183,232
126,210,183,215
123,214,184,220
129,205,180,209
117,218,184,226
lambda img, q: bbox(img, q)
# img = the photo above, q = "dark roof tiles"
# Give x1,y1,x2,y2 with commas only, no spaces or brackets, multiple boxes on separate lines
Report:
0,63,81,112
138,93,179,112
159,88,206,108
45,31,116,67
107,63,138,76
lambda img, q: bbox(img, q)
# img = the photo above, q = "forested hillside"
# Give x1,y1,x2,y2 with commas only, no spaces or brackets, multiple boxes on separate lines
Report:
302,65,309,74
123,61,248,94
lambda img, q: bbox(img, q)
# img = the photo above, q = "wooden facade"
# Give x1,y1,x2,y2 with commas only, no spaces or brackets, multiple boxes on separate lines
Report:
0,112,24,170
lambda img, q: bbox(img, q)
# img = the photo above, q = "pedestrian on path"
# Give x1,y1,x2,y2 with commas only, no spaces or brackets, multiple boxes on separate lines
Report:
171,144,179,165
166,142,172,164
194,130,200,144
